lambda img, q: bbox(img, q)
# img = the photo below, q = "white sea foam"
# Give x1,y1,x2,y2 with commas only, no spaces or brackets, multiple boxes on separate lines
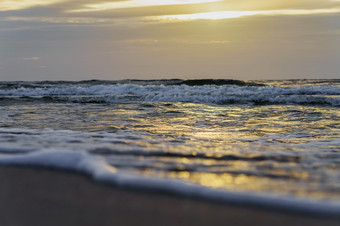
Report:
1,80,340,217
0,127,339,217
1,84,339,106
0,146,340,217
1,84,340,96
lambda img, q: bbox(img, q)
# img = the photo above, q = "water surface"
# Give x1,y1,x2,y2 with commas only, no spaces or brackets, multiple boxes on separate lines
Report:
0,79,339,210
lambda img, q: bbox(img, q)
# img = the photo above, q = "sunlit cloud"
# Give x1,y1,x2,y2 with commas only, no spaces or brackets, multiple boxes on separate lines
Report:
1,0,339,80
160,11,260,20
22,57,40,61
155,8,340,20
68,0,221,12
0,0,62,11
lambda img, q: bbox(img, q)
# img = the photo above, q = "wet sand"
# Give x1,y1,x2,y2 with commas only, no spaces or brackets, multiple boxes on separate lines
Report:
0,166,339,226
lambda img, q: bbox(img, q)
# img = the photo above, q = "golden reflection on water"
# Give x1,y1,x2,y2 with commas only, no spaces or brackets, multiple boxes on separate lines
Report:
115,103,339,199
2,101,340,200
138,169,330,199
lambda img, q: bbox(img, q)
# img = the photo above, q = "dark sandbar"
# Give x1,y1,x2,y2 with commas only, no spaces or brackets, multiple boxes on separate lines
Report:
0,167,339,226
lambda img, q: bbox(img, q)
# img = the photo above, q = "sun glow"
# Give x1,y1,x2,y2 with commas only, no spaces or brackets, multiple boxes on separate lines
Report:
69,0,220,12
158,8,340,20
162,11,260,20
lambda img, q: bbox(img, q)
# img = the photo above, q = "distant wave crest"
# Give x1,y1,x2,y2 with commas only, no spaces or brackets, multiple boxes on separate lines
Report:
0,80,339,106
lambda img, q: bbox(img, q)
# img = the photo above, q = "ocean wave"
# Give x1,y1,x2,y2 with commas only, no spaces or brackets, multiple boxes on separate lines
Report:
0,142,339,217
0,81,340,106
1,94,339,106
0,127,340,217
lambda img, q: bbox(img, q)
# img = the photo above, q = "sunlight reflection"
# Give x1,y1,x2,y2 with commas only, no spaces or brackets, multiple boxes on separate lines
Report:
3,98,339,200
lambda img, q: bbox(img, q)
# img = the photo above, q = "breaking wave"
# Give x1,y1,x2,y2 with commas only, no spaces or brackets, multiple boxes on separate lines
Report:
0,80,339,106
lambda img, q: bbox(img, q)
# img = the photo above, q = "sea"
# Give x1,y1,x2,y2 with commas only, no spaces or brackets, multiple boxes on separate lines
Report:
0,79,339,216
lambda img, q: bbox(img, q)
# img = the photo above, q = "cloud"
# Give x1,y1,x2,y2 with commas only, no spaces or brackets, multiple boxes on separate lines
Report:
156,8,340,21
1,1,339,81
0,0,63,11
64,0,340,15
67,0,220,12
4,16,111,24
1,1,339,26
22,57,40,61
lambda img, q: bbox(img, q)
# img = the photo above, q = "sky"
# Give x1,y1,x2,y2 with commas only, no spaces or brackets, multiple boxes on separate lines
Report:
0,0,340,81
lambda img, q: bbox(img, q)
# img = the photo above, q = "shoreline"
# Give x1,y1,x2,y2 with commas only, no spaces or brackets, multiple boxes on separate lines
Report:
1,166,339,226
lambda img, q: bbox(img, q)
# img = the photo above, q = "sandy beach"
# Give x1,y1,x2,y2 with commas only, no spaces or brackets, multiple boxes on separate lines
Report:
0,166,339,226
